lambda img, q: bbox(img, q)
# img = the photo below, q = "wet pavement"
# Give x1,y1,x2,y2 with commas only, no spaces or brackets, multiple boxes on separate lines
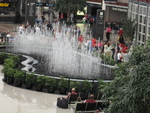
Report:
0,65,74,113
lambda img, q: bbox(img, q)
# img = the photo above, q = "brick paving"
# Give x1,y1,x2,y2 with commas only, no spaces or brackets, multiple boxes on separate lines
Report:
0,23,18,33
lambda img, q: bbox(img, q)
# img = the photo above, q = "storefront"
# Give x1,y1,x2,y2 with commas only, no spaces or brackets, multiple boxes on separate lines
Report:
0,0,19,22
105,5,128,22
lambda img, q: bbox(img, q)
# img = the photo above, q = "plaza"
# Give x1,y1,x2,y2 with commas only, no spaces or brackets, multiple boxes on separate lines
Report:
0,0,150,113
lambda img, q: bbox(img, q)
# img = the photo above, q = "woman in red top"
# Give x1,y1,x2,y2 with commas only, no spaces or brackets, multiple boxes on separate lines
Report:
91,38,97,47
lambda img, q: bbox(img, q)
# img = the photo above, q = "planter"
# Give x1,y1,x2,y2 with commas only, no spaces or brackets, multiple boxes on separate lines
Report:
25,83,33,89
35,84,43,91
3,75,7,82
47,86,55,93
0,59,4,64
83,90,91,93
14,79,22,87
7,76,14,84
59,87,67,94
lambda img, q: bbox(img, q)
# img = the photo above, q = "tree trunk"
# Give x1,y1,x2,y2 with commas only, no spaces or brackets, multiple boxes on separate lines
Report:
67,10,70,21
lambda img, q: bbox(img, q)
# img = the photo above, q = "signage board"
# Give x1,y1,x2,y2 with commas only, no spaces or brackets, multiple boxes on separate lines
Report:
25,0,36,27
112,7,128,12
0,2,10,8
36,3,53,7
95,9,105,40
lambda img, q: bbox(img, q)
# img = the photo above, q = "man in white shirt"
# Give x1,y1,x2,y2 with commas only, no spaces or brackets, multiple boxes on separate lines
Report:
35,25,40,32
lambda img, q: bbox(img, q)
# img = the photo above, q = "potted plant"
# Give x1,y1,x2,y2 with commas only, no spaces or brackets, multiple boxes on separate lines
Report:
70,81,80,93
35,75,45,91
58,76,68,94
25,73,35,89
0,52,7,64
45,76,56,93
2,58,16,82
14,70,26,87
7,54,20,68
4,68,16,84
81,80,93,93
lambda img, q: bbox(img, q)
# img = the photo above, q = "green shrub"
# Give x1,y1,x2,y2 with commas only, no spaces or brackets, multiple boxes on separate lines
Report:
58,76,68,88
82,80,93,92
25,73,35,84
45,76,56,87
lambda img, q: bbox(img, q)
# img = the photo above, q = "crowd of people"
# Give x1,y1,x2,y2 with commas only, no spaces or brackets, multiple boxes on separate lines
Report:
1,13,129,64
76,26,128,63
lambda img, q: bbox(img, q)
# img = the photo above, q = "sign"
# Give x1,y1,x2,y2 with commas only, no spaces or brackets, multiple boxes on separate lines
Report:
0,2,10,7
25,0,36,27
36,3,53,7
95,9,105,40
112,7,128,12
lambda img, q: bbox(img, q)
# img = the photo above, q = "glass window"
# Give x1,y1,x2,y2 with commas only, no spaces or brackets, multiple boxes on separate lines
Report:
129,2,132,11
138,34,141,41
143,26,146,34
149,8,150,16
143,17,146,24
143,7,147,15
139,16,142,23
139,6,143,14
142,35,145,42
149,17,150,26
139,25,142,32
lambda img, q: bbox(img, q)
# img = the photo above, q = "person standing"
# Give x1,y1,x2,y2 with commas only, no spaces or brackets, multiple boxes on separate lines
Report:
117,50,122,63
106,26,112,41
70,12,74,23
118,28,124,36
82,16,87,31
78,34,84,49
111,41,116,59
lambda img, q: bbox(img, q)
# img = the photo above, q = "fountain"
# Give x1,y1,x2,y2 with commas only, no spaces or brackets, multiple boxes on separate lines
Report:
8,22,115,80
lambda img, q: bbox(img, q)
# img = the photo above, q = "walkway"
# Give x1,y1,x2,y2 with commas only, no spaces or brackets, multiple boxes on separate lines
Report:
0,65,74,113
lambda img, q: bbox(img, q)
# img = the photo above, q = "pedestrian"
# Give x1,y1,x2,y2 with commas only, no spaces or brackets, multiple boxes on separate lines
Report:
118,28,123,36
106,26,112,41
111,41,116,59
117,50,123,63
70,12,74,23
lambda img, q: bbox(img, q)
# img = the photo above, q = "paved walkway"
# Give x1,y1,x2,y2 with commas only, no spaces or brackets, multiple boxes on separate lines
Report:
0,65,74,113
0,23,18,33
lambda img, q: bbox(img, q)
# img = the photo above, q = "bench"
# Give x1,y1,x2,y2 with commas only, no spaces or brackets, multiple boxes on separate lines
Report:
75,101,109,113
68,93,103,104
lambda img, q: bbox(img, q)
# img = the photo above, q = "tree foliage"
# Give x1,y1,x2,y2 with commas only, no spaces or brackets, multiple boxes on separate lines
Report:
53,0,86,20
121,18,137,43
101,44,150,113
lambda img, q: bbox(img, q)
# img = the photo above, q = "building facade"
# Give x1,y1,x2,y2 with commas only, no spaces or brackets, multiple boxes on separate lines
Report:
87,0,128,22
0,0,22,22
128,0,150,45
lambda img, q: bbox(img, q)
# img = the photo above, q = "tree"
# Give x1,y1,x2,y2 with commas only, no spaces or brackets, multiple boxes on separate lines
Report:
53,0,86,21
101,43,150,113
121,18,137,44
